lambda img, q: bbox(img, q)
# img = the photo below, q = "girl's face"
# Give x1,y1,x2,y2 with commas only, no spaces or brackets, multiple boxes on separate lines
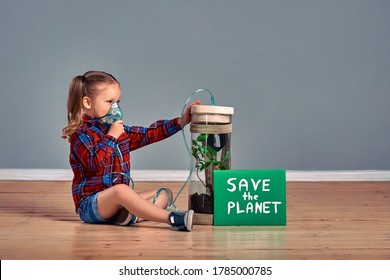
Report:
84,83,122,119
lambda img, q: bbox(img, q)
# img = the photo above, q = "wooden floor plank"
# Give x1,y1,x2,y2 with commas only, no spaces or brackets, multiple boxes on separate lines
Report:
0,180,389,260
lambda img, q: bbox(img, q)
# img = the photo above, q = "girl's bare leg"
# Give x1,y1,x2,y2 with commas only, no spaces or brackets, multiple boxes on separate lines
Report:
96,184,170,224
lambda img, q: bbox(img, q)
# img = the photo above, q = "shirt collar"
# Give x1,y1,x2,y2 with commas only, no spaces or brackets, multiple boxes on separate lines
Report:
82,114,109,130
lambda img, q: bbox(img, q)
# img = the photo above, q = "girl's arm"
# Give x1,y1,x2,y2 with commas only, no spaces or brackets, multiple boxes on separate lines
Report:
126,118,182,151
126,101,200,151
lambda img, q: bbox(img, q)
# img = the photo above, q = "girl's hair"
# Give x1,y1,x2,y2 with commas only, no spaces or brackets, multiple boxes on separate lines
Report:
61,71,119,141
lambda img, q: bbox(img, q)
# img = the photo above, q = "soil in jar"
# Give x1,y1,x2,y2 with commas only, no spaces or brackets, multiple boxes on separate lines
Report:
189,193,213,214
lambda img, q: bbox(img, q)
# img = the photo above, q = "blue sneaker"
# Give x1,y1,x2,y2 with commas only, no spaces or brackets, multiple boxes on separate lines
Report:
169,210,194,231
112,207,138,226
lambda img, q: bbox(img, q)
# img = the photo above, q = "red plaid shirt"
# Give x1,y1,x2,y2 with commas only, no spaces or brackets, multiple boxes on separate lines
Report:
69,114,182,211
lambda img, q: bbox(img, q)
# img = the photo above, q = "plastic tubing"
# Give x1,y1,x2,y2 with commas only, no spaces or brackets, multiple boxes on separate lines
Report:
167,88,215,211
113,89,215,212
112,172,134,189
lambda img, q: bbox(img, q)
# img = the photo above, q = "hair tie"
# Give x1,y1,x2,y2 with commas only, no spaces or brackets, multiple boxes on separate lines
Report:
80,75,86,83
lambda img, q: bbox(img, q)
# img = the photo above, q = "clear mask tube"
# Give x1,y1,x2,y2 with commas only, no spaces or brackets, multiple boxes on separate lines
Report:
110,89,216,212
167,88,215,211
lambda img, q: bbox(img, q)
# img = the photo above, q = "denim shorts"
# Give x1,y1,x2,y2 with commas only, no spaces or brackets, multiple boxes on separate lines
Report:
77,192,110,224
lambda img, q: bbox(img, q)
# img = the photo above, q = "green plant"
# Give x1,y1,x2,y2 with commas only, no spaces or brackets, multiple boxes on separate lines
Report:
191,134,230,187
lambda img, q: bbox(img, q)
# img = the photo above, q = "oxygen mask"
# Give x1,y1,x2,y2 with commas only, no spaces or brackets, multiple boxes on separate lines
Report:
101,102,123,124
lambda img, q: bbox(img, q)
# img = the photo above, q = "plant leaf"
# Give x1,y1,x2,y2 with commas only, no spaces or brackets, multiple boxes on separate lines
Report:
207,146,217,157
222,151,231,161
196,134,207,142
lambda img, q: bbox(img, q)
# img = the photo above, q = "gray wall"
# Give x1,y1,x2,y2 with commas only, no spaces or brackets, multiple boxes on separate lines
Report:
1,0,389,170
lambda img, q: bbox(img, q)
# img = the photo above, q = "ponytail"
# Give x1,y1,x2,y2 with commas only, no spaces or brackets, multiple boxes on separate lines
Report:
61,76,85,141
61,71,119,141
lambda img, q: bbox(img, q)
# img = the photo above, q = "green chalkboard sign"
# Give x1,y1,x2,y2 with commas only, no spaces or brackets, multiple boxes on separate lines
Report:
214,170,286,226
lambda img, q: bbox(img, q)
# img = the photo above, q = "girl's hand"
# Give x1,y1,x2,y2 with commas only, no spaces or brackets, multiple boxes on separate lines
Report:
181,101,201,126
107,120,125,139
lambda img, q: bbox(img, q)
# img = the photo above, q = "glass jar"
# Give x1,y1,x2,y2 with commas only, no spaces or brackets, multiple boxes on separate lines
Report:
189,105,234,225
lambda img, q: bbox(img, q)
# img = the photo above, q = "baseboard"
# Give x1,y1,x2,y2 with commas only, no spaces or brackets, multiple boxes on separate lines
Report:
0,169,188,181
0,169,389,182
286,170,390,182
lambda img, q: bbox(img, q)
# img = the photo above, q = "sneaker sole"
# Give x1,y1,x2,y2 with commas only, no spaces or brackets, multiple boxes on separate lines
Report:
113,207,133,226
185,210,194,232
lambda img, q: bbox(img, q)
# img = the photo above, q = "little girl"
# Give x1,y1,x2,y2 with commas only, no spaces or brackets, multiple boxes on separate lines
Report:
62,71,199,231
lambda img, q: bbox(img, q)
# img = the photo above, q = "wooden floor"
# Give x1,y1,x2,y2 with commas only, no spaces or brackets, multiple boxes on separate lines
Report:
0,180,389,260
